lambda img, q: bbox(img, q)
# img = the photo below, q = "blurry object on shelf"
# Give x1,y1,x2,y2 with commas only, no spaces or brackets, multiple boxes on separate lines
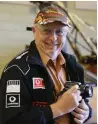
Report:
26,27,32,31
80,55,97,75
85,64,97,75
80,55,97,64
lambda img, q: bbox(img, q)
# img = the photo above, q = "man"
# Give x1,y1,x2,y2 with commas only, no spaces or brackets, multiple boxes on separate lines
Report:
0,5,92,124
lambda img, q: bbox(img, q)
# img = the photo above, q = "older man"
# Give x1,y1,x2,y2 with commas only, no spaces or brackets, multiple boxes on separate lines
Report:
0,5,92,124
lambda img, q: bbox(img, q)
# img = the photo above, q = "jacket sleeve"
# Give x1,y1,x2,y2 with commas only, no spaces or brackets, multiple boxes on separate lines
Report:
76,62,92,123
0,66,53,124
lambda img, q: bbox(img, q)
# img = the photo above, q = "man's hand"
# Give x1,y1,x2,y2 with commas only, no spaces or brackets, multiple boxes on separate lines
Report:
71,99,89,124
50,85,82,118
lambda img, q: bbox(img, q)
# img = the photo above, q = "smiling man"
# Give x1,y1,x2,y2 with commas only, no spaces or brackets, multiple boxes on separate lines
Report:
33,22,68,61
0,5,92,124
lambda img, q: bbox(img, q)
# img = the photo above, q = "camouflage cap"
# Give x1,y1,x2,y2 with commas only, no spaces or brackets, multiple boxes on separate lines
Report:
34,6,70,27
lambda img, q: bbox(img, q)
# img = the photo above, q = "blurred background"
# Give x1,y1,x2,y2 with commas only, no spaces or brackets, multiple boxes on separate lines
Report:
0,1,97,124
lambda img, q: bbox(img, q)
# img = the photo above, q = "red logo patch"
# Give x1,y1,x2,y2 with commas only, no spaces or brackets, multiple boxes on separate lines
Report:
33,78,45,89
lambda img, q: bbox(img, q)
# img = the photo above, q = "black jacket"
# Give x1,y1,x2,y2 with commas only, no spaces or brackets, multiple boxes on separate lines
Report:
0,41,92,124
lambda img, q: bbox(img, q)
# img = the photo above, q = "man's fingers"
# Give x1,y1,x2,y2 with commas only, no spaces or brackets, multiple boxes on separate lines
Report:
71,111,84,120
67,85,80,95
74,107,86,115
79,99,89,110
67,85,82,102
74,117,83,124
70,85,79,92
72,88,82,102
77,95,82,102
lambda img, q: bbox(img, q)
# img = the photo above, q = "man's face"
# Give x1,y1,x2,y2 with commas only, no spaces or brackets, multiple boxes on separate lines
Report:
33,22,68,60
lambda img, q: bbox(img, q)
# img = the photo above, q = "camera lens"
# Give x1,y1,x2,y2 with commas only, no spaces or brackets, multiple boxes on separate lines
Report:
80,85,93,98
85,86,93,97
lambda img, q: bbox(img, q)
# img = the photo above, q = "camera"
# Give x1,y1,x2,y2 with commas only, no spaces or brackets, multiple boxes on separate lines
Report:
58,81,93,99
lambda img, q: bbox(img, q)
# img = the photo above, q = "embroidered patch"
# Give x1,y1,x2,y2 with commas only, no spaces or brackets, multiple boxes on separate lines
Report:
6,94,20,108
33,78,45,89
6,80,20,93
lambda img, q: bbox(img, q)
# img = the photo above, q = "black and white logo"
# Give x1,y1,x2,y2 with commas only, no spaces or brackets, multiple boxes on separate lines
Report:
6,80,20,93
6,94,20,108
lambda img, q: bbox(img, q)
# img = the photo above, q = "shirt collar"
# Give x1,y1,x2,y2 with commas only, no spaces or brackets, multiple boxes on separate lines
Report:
58,53,65,65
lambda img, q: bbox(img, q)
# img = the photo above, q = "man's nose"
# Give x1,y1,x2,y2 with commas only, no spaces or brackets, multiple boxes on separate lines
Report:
49,32,58,41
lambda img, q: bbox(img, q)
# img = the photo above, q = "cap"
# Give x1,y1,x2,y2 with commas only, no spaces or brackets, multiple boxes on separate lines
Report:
34,6,70,27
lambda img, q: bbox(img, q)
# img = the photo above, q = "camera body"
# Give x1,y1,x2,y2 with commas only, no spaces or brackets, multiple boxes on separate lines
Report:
58,81,93,99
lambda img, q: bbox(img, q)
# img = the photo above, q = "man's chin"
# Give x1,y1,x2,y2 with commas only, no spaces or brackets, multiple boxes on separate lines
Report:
46,51,60,60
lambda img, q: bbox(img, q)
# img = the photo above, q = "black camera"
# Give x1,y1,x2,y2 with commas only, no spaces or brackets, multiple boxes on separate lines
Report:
58,81,93,99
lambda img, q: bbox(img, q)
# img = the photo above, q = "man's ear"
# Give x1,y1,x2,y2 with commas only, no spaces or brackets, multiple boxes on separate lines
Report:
32,27,36,33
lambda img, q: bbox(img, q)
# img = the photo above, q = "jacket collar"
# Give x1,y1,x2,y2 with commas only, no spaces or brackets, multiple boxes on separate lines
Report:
27,41,44,66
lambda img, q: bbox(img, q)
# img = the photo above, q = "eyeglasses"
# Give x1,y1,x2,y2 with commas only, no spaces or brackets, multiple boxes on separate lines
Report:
37,26,68,36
